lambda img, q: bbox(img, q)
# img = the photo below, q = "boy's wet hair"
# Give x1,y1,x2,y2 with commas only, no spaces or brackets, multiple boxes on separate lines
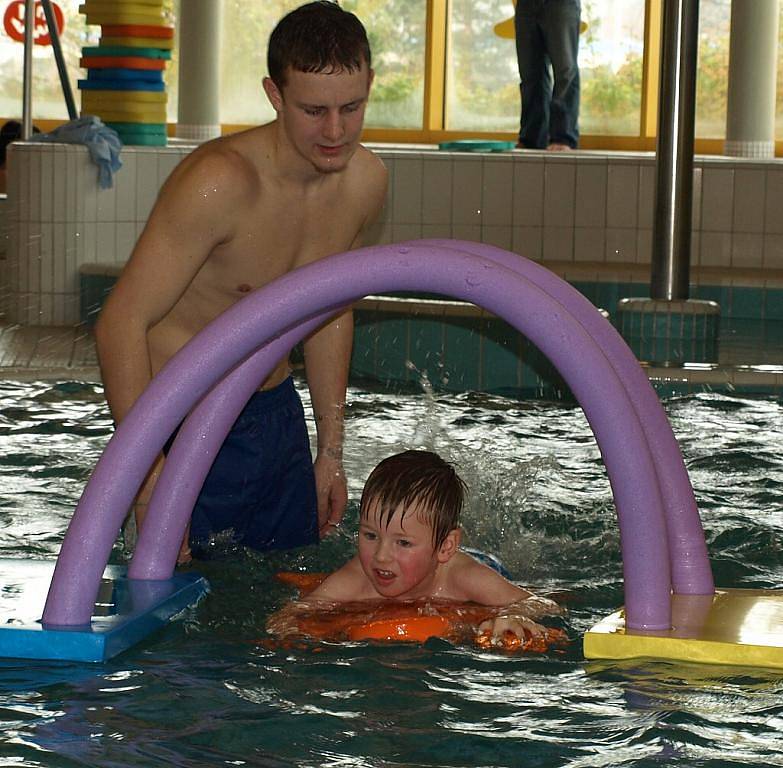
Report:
267,1,371,89
360,450,467,549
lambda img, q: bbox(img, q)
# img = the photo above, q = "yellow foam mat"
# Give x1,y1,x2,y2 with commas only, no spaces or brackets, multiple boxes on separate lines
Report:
584,588,783,670
83,106,168,122
101,36,173,49
81,90,167,104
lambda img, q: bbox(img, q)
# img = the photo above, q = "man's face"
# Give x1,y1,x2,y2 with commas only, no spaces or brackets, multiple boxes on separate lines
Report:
265,63,373,174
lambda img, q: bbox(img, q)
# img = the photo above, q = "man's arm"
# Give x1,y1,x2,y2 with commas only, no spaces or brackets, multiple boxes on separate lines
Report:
304,156,388,536
95,148,243,423
94,148,247,548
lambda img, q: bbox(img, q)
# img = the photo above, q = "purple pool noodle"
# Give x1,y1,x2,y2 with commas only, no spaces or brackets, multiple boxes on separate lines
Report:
134,238,712,594
43,244,672,629
415,239,713,596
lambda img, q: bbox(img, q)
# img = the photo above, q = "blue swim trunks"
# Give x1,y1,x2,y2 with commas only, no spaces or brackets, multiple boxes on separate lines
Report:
181,377,318,556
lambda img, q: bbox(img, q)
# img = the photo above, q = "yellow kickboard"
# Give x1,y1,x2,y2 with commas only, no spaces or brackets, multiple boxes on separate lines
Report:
80,2,163,13
83,106,168,122
584,588,783,671
81,90,167,104
101,36,174,50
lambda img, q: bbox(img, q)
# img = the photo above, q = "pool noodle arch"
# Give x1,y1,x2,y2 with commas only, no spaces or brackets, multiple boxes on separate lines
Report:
129,239,711,598
42,242,712,630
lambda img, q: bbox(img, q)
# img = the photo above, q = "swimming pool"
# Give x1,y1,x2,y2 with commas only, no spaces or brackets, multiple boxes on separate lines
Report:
1,378,782,766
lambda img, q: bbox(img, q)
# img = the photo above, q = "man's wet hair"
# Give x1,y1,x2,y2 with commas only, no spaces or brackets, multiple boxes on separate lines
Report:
267,1,371,89
360,450,467,549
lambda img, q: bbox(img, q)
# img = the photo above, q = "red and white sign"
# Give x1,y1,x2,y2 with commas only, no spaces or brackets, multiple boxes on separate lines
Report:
3,1,65,46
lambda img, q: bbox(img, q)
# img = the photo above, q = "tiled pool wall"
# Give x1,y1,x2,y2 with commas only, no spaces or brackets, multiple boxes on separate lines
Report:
4,142,783,396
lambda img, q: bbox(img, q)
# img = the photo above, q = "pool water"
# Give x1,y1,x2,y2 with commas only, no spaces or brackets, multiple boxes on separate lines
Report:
1,379,782,767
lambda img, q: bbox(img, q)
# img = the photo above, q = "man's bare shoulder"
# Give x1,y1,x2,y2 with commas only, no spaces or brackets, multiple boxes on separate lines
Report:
352,144,387,194
161,129,268,208
343,145,388,232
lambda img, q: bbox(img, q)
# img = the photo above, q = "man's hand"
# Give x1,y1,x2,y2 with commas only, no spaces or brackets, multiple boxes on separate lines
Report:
313,452,347,538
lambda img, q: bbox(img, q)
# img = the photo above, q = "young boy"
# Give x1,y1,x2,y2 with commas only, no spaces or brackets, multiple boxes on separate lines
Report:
273,450,561,644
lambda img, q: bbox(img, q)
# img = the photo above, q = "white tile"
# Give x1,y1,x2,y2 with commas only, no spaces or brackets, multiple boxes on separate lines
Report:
80,222,98,264
53,293,66,326
543,162,575,227
422,158,453,225
16,148,29,222
96,179,118,223
80,154,100,224
30,152,43,223
52,150,68,224
65,151,78,222
481,160,512,227
575,162,607,227
730,232,763,267
512,160,544,226
481,225,512,249
764,167,783,233
452,161,483,227
605,228,637,262
96,223,117,262
542,226,574,262
732,168,765,233
39,223,55,293
701,167,734,232
39,151,53,224
452,224,482,242
606,164,638,228
38,293,53,325
116,222,138,263
158,152,182,186
422,223,453,240
364,217,392,246
637,164,656,230
391,223,423,242
512,226,542,261
636,228,652,264
574,226,605,262
689,231,700,267
691,167,702,231
392,157,423,225
135,154,159,222
115,152,137,222
700,231,731,266
25,226,41,293
763,233,783,269
53,222,67,293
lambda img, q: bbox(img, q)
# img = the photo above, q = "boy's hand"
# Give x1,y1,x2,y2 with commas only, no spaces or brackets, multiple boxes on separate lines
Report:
478,616,546,644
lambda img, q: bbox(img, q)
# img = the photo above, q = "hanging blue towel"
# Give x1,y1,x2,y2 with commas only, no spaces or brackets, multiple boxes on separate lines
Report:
30,115,122,189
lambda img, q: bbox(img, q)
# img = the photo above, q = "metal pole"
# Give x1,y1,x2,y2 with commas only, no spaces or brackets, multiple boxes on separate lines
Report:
21,0,35,139
650,0,699,301
41,0,77,120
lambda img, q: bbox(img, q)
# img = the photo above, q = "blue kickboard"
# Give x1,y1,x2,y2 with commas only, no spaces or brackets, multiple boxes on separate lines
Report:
0,558,209,663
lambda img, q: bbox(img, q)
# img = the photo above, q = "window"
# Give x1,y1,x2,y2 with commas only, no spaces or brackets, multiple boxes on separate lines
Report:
0,0,98,120
695,0,730,139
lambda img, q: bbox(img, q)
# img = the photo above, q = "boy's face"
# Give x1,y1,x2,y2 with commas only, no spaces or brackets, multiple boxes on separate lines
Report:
358,500,452,600
263,63,373,175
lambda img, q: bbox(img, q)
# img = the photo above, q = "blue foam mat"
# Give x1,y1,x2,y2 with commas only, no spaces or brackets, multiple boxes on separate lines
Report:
0,558,209,662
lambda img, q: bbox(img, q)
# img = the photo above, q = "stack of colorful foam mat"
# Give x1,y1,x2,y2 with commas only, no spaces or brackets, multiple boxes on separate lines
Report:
78,1,173,146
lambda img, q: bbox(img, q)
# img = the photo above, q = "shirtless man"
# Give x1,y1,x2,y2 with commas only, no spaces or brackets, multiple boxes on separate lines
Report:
95,2,387,561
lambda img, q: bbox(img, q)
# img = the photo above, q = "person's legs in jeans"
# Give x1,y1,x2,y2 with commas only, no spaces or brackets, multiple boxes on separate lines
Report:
515,0,552,149
541,0,580,148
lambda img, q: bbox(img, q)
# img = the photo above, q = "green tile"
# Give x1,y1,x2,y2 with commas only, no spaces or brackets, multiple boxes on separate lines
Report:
481,318,523,391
